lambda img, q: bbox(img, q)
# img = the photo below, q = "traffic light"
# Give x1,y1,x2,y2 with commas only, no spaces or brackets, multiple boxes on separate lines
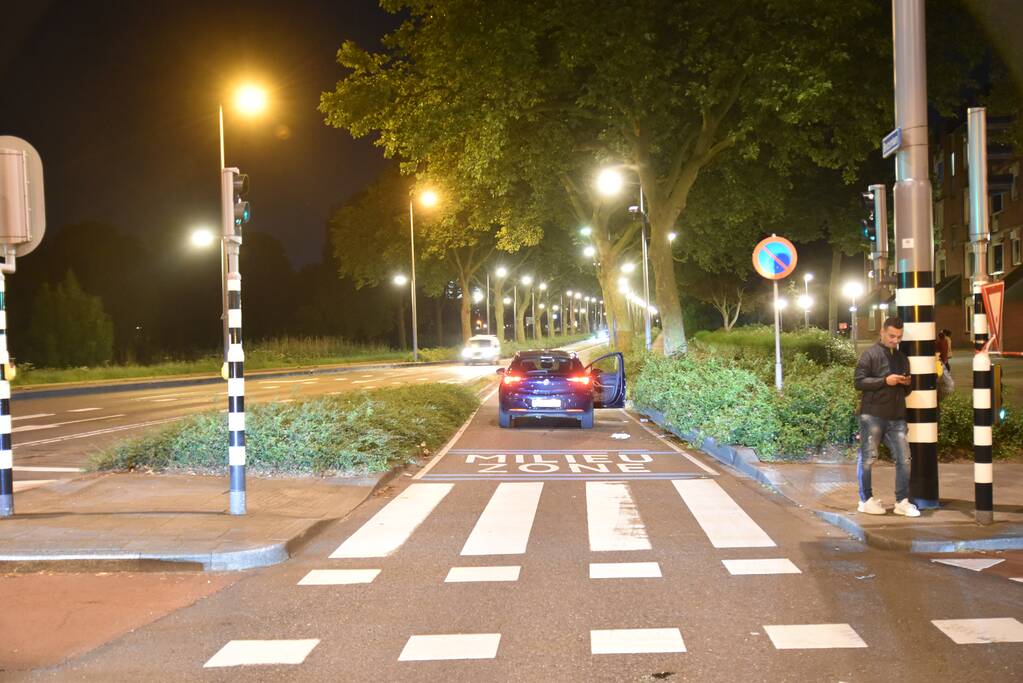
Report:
860,190,877,244
220,167,251,237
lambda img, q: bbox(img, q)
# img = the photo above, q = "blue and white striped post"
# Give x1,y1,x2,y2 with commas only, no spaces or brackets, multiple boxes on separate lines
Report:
225,251,246,515
0,272,12,517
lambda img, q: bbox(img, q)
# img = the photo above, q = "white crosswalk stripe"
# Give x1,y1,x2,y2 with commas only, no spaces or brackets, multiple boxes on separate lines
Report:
671,479,775,548
586,481,651,551
461,482,543,555
330,483,453,558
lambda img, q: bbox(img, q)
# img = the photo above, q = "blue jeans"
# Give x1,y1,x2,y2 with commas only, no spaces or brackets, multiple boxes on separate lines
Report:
858,415,911,503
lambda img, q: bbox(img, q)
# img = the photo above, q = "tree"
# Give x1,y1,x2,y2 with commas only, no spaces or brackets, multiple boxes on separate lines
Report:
26,271,114,368
678,264,751,332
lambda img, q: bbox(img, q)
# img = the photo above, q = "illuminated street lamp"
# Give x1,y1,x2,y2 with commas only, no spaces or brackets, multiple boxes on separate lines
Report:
621,262,636,274
842,281,865,345
580,226,592,237
189,228,215,249
407,188,440,361
583,245,596,259
668,232,677,242
802,273,814,327
393,274,408,286
797,294,813,329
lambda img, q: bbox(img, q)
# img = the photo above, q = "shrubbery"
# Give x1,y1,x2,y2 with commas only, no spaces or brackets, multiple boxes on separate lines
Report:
693,326,856,366
937,391,1023,460
91,383,480,475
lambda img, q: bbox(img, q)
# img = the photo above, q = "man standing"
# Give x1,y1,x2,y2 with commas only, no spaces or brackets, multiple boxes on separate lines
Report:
854,316,920,517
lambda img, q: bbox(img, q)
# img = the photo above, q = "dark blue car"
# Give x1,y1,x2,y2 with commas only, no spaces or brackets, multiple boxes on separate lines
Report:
497,349,626,429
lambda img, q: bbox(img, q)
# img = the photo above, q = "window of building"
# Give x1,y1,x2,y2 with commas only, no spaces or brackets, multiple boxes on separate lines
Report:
868,310,877,331
951,150,956,177
991,192,1004,215
1012,232,1021,266
934,200,944,230
965,297,972,334
937,251,947,281
992,241,1005,274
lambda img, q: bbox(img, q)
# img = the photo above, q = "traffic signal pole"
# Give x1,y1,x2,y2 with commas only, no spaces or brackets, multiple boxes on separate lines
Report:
967,106,994,524
892,0,939,509
221,167,248,516
0,268,12,517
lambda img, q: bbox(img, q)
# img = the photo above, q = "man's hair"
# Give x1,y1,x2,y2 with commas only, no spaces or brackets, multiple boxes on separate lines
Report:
882,316,904,330
942,328,952,337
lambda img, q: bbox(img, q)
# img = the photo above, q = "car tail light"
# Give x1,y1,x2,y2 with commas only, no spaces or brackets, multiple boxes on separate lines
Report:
568,375,591,385
503,374,523,385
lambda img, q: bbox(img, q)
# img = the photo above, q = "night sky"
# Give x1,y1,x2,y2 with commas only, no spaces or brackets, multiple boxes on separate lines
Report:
0,0,400,267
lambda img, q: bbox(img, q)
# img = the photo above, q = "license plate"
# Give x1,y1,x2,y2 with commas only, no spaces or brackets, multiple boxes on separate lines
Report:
532,398,561,408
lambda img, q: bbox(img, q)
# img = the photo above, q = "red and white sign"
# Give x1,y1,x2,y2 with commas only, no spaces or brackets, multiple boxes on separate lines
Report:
981,281,1004,352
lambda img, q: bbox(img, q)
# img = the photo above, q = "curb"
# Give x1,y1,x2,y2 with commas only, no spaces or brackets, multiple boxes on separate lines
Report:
636,406,1023,553
13,360,458,400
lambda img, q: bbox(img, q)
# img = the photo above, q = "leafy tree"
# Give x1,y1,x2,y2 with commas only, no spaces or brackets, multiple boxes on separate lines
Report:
26,271,114,368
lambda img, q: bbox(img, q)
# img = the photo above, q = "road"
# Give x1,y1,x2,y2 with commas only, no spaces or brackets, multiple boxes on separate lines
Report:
9,362,502,488
23,385,1023,680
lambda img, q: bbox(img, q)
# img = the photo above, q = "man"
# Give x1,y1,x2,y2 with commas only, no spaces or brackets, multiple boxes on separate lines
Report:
853,316,920,517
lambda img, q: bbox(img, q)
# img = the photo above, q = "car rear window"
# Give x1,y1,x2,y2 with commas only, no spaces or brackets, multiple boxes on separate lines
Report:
509,356,583,375
469,339,494,348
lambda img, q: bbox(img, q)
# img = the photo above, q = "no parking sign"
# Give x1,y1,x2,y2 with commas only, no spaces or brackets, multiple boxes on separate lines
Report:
752,235,798,280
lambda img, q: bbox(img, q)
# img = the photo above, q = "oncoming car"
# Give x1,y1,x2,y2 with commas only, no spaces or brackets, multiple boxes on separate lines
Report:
462,334,502,365
497,349,625,429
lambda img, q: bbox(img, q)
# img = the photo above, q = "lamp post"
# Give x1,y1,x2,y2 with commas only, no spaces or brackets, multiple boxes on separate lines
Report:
538,282,548,338
797,294,813,328
408,189,439,361
494,266,508,341
520,275,534,340
842,281,865,347
802,273,814,328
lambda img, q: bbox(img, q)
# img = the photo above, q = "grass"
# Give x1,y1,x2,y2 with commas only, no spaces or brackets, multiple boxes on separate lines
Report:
90,383,482,475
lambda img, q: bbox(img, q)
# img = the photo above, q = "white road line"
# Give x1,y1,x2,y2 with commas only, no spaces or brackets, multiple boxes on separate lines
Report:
261,385,280,390
334,377,349,382
352,380,373,384
931,558,1004,572
764,624,867,650
66,407,101,413
13,480,56,492
722,559,801,575
330,483,453,558
417,377,430,381
586,481,651,552
13,417,181,448
413,386,499,480
671,479,775,548
273,378,318,385
11,413,55,421
141,393,187,401
298,569,380,585
461,482,543,556
13,466,84,472
589,562,661,579
398,634,501,661
932,618,1023,644
150,398,178,403
13,413,127,434
620,410,718,475
360,374,375,378
204,639,320,668
590,628,685,655
445,566,520,583
280,399,295,403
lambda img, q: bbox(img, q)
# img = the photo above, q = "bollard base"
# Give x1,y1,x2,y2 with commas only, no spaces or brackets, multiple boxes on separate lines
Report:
229,490,246,516
0,493,12,517
975,510,994,526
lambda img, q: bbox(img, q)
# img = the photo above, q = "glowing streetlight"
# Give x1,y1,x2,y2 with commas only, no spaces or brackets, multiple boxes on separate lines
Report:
189,228,215,248
668,232,677,242
842,281,865,345
580,226,592,237
583,245,596,258
234,84,268,115
538,282,547,291
393,274,408,286
574,292,582,300
797,294,812,311
503,296,511,305
520,275,533,286
566,290,573,297
472,289,484,303
419,189,439,208
495,266,508,278
621,262,636,274
596,167,624,196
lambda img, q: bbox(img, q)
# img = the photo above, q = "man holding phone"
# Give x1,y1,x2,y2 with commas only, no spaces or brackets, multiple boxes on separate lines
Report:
853,316,920,517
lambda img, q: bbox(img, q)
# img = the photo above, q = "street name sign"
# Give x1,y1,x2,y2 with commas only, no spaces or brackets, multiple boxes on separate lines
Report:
752,235,798,280
882,128,902,159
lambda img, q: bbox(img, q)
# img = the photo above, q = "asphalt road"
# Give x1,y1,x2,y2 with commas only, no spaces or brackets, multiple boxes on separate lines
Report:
9,361,504,488
22,388,1023,681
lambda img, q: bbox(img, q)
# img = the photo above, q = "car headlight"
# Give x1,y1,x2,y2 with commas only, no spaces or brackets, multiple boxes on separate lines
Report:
461,348,472,357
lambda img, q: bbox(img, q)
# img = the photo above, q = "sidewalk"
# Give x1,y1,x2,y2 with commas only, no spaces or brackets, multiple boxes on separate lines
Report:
0,471,392,571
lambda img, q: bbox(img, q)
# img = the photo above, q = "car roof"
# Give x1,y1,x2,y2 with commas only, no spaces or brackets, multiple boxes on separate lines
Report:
468,334,500,340
513,349,575,359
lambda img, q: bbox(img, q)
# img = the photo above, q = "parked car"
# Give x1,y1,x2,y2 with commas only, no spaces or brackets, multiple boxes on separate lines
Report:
462,334,502,365
497,349,625,428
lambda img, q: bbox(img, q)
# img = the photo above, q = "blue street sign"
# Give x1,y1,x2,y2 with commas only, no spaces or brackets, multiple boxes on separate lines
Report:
752,236,798,280
882,128,902,159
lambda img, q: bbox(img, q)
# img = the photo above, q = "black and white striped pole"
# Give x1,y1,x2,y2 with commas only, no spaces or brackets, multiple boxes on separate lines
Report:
0,137,47,518
892,0,939,509
968,106,994,525
221,167,250,515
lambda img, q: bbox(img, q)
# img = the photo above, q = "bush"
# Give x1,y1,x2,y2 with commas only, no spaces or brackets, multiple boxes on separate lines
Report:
27,271,114,368
693,325,855,366
774,362,858,457
91,383,480,475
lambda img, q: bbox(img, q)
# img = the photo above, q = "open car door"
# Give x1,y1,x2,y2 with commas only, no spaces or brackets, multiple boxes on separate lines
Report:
586,352,626,409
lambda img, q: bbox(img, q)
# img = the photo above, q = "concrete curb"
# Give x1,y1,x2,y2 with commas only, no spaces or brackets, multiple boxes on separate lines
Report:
13,360,458,400
636,406,1023,553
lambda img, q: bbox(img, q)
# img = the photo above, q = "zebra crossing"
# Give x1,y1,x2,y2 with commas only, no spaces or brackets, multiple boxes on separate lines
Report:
205,478,1023,669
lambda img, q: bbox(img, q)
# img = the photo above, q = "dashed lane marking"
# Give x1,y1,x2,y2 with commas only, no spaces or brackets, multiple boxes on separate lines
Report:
11,413,55,421
445,566,520,583
590,628,685,655
12,480,56,492
66,407,101,413
722,559,801,575
298,569,380,585
13,414,127,434
398,634,501,661
764,624,867,649
932,618,1023,644
13,466,84,472
13,417,181,448
204,640,320,668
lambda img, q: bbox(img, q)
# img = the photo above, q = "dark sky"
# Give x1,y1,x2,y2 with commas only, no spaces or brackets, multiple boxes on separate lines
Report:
0,0,399,266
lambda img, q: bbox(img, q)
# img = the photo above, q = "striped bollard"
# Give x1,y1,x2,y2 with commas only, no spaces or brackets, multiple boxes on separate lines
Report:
0,273,12,517
226,271,246,515
972,287,993,524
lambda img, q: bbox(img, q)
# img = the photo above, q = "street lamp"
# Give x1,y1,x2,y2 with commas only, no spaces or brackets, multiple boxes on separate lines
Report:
393,274,408,286
621,262,636,274
668,232,677,243
802,273,814,328
408,189,440,361
189,228,215,249
842,281,865,346
580,226,592,237
583,245,596,259
797,294,813,326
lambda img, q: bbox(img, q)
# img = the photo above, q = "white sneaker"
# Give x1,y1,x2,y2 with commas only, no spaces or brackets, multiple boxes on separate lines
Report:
894,498,921,517
857,497,886,515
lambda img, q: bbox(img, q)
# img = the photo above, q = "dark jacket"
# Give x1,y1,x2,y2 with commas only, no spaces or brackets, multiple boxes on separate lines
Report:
854,341,912,420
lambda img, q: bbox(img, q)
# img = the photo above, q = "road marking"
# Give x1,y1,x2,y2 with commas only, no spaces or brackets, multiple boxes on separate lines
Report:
586,481,651,552
413,386,499,480
151,398,178,402
330,483,453,558
13,417,181,448
931,558,1004,572
398,634,501,661
140,393,188,400
722,559,801,575
1012,578,1023,583
672,479,775,548
261,385,280,389
417,377,430,381
620,410,718,475
361,374,375,378
13,413,127,434
589,562,661,579
280,399,295,403
12,413,55,421
391,381,402,385
590,628,685,655
764,624,867,649
66,407,101,413
352,380,373,384
298,569,380,585
13,466,84,472
932,618,1023,644
204,639,320,668
13,480,56,492
273,378,319,384
445,566,520,583
333,377,349,382
461,482,543,555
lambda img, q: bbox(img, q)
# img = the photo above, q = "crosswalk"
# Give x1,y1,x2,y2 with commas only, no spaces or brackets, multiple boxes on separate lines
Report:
205,479,1023,669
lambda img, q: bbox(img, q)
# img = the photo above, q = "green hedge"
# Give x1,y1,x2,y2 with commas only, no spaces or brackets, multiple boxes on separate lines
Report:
90,383,480,475
937,391,1023,460
693,326,856,367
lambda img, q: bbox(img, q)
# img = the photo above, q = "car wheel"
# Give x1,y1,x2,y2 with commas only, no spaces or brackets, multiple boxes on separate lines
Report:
499,408,512,428
579,410,594,429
